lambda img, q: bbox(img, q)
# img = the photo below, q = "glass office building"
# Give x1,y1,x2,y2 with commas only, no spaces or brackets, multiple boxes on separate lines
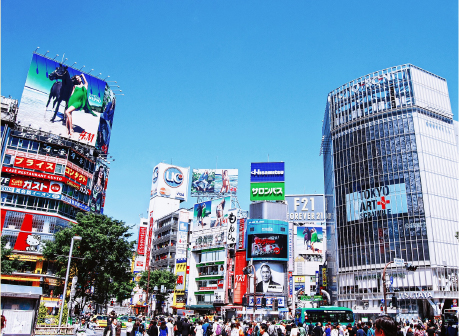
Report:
321,64,459,319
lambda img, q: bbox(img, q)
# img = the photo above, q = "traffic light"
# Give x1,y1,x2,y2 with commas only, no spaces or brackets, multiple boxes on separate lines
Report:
405,263,418,271
110,300,114,306
242,297,248,307
392,296,397,308
261,297,267,308
380,306,383,312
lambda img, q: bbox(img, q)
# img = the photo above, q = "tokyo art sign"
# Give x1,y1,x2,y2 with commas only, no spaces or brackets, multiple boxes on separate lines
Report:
345,182,408,222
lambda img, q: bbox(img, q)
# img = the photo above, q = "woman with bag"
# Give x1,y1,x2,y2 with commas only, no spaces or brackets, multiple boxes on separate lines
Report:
195,321,204,336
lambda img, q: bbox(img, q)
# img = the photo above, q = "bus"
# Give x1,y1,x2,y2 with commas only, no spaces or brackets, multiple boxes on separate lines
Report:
295,307,354,326
444,309,458,326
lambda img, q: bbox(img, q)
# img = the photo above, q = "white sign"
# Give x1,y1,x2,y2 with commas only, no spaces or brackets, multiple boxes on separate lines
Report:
226,209,238,244
151,163,190,202
394,258,405,267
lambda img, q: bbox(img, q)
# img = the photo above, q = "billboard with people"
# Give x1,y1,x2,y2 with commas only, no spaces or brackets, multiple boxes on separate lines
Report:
193,196,232,231
295,226,325,255
249,262,285,294
191,169,238,197
89,160,109,214
17,53,116,149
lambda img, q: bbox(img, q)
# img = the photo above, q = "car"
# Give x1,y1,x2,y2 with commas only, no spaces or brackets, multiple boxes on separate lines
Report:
94,315,109,327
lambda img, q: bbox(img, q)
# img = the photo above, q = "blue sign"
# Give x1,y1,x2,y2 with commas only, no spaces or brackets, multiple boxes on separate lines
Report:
152,167,159,184
1,186,62,200
250,162,285,183
61,195,90,211
246,219,289,261
164,167,184,188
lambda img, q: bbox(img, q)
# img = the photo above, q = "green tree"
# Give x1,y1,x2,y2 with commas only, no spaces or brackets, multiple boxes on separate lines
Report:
138,269,177,303
37,302,48,323
43,212,135,305
58,301,68,326
1,236,24,274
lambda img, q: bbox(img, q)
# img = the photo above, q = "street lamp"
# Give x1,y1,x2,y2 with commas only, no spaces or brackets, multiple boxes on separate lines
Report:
58,236,82,332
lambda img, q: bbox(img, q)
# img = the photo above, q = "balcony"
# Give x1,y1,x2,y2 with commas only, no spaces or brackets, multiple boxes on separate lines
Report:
151,246,176,257
155,222,178,236
153,234,176,245
151,258,175,268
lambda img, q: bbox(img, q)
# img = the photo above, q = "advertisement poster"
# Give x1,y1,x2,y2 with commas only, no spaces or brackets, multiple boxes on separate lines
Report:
250,162,285,183
251,262,285,294
250,182,285,201
193,196,231,230
151,163,190,202
295,226,324,255
226,209,238,245
191,169,238,196
247,234,288,260
90,160,109,214
17,53,115,149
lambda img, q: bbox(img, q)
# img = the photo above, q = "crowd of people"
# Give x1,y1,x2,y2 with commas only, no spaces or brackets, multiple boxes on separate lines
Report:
71,313,458,336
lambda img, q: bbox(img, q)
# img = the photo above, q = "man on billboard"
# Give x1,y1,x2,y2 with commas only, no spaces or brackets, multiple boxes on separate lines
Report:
193,170,209,192
256,264,283,293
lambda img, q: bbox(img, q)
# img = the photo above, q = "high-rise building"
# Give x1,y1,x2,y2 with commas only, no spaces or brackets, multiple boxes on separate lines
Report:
321,64,459,319
1,52,117,313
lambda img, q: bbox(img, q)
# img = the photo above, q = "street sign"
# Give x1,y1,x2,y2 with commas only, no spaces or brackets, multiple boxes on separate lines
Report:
394,258,404,267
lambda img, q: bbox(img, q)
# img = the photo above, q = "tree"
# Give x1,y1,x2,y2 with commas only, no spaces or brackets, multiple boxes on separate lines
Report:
58,301,68,326
1,236,24,274
37,303,48,324
43,212,135,305
138,269,177,303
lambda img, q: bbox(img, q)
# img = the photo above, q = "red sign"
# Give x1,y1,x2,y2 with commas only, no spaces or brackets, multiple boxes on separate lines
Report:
14,156,56,174
145,212,154,268
137,226,147,255
65,167,88,186
238,218,245,250
233,250,247,304
8,176,62,193
199,286,218,290
136,260,144,267
3,167,65,182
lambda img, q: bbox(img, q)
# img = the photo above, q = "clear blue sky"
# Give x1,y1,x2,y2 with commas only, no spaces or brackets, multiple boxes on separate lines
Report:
2,1,457,235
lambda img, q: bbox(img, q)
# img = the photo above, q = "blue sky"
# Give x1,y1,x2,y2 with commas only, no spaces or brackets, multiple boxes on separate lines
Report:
2,1,457,235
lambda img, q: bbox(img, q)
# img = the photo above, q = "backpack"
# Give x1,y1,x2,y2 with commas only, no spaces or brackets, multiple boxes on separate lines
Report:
207,326,214,336
216,324,222,336
277,327,284,336
160,328,168,336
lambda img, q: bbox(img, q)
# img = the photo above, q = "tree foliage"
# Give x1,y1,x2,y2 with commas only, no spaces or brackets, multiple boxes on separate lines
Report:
43,212,135,305
138,269,177,302
37,303,48,323
1,236,24,274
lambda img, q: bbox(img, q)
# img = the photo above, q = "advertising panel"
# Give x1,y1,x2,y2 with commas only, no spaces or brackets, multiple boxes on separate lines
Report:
8,176,62,194
191,169,238,196
151,163,189,202
250,262,285,294
137,226,147,255
226,209,238,245
237,218,246,250
193,196,232,231
250,182,285,201
247,234,288,260
250,162,285,183
133,256,146,272
17,53,116,148
89,160,109,214
246,219,289,261
234,250,247,304
176,221,189,259
295,226,325,255
286,195,326,223
13,156,56,174
1,186,62,201
345,182,408,222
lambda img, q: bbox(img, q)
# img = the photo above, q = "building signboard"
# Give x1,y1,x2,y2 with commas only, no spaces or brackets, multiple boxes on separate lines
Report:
286,195,326,223
8,176,62,194
234,250,247,304
226,209,238,245
250,182,285,201
191,169,238,197
1,185,63,201
17,53,116,149
345,182,408,222
193,196,232,231
238,218,245,250
295,226,325,255
151,163,189,202
89,160,109,214
246,219,289,261
250,162,285,183
137,226,147,255
250,262,285,294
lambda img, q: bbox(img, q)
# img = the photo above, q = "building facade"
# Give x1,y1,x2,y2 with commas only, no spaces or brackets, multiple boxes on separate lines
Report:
322,64,459,318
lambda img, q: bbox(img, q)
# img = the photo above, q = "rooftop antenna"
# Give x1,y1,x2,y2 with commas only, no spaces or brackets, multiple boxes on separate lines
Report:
34,47,40,53
61,53,66,63
70,62,77,67
43,50,49,57
103,75,110,81
52,54,59,60
78,65,86,71
88,69,94,74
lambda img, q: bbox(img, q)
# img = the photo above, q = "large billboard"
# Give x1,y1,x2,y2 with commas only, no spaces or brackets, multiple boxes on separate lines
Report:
192,196,232,231
151,163,189,202
250,182,285,201
250,162,285,183
295,226,325,255
250,262,285,294
17,54,116,149
345,182,408,222
191,169,238,197
246,219,289,261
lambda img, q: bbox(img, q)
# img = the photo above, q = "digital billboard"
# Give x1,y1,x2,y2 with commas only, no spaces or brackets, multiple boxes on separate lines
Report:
151,163,190,202
17,54,116,149
247,234,288,260
250,182,285,201
193,196,232,231
246,219,289,261
250,162,285,183
89,160,109,214
295,226,325,255
191,169,238,197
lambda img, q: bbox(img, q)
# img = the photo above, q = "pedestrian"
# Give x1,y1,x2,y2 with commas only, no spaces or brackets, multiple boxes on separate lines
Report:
104,318,121,336
331,325,339,336
182,318,192,336
75,318,88,336
196,321,204,336
313,323,323,336
357,324,366,336
291,324,299,336
446,324,457,336
148,321,159,336
176,317,183,336
374,316,397,336
126,318,134,336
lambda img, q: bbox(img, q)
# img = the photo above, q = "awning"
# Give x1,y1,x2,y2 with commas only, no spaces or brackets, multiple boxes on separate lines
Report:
44,301,59,308
186,305,214,310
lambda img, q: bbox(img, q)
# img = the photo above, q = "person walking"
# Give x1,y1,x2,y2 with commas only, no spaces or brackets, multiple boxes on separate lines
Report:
182,318,192,336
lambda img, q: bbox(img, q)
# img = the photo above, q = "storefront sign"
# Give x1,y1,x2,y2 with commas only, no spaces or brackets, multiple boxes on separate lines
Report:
14,156,56,174
2,167,64,182
294,276,305,283
1,186,62,200
398,292,433,299
137,226,147,255
286,195,326,223
238,218,245,250
61,195,90,211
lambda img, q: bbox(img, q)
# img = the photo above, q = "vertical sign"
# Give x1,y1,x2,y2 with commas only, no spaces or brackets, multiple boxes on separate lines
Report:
227,209,238,245
238,218,245,250
145,211,154,269
289,271,293,298
137,226,147,255
234,251,247,304
288,222,294,271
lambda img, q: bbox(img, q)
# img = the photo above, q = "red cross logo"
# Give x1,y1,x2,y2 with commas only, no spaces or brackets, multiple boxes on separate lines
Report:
377,196,390,209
